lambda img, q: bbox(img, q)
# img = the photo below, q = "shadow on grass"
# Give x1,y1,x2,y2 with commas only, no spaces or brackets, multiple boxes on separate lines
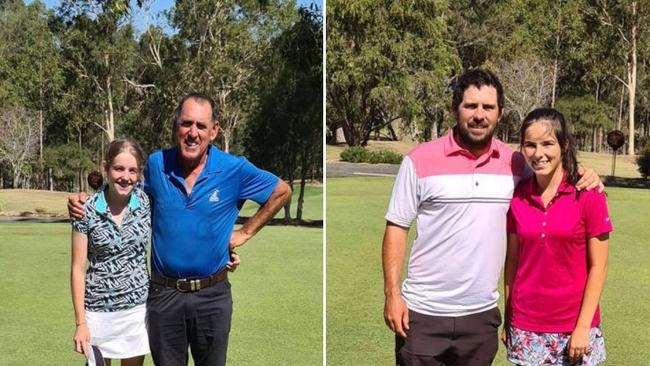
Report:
236,216,323,228
0,215,323,228
604,176,650,189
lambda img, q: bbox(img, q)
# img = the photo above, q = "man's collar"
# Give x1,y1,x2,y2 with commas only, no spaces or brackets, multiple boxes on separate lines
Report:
201,145,224,175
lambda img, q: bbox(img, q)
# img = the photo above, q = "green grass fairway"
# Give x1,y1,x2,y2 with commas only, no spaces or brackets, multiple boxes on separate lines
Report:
0,222,322,365
326,177,650,365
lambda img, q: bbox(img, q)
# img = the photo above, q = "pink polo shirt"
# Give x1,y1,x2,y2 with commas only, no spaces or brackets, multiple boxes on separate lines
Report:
507,174,612,333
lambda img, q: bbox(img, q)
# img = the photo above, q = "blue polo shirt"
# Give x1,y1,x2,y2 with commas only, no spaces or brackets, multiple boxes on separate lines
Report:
144,145,279,278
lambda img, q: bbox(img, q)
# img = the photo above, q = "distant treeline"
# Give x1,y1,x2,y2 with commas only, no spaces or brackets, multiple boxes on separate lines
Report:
327,0,650,155
0,0,321,219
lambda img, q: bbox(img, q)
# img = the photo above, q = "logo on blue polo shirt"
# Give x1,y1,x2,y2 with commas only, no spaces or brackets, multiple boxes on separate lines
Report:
209,189,220,202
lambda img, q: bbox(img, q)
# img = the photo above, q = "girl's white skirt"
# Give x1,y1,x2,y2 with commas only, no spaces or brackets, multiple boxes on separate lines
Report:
85,304,150,359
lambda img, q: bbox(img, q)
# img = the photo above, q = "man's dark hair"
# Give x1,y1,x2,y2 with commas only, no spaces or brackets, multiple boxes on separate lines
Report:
173,93,220,127
451,69,504,113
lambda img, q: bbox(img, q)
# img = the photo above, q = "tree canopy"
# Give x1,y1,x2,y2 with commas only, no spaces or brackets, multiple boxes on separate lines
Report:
0,0,322,219
327,0,650,155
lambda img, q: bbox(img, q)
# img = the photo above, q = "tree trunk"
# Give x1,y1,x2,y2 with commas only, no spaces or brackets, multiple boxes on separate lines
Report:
627,0,637,155
617,83,624,131
105,54,115,142
283,180,293,221
592,127,597,152
596,127,601,153
39,109,43,161
387,123,398,141
78,132,85,192
432,111,440,140
11,163,19,188
551,1,562,107
222,130,230,153
342,119,361,147
296,154,308,221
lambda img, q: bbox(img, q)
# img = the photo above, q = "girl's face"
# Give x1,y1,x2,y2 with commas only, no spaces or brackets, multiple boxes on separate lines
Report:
522,121,563,178
104,151,140,198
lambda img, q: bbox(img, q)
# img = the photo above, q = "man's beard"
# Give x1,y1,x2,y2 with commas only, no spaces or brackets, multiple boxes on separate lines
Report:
454,124,495,151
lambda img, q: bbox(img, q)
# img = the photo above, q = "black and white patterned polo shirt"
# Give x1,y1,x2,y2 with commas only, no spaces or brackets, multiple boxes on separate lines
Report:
72,187,151,312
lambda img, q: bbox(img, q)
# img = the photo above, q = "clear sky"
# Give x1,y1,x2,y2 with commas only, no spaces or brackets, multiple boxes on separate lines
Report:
29,0,322,34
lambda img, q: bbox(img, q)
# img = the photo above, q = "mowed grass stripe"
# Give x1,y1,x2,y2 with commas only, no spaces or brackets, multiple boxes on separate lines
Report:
0,223,322,366
326,177,650,365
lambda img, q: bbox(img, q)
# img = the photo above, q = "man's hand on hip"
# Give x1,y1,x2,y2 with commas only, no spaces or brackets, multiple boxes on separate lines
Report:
68,192,89,220
229,229,253,249
384,293,410,338
226,251,240,272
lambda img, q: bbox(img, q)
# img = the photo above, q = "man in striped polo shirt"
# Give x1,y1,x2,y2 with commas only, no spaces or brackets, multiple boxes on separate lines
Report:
382,69,600,366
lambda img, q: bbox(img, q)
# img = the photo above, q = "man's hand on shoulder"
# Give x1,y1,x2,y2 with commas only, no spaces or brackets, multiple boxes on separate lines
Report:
384,293,410,338
576,165,604,192
68,192,89,220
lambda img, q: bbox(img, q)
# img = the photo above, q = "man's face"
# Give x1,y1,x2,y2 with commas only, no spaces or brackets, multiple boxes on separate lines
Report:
453,85,502,154
175,98,218,168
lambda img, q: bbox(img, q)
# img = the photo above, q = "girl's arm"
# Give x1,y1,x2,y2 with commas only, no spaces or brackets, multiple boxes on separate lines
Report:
70,230,90,357
501,233,519,344
567,233,609,360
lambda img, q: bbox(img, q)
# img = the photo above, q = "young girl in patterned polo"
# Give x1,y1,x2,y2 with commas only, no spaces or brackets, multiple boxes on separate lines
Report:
503,108,612,366
71,138,150,366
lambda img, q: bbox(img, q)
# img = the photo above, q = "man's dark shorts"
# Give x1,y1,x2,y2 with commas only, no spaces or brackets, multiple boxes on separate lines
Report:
396,307,502,366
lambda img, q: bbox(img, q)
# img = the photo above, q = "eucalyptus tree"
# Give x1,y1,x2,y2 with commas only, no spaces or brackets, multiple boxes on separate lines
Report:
0,107,39,188
556,96,614,152
327,0,459,146
168,0,297,153
245,5,322,220
0,1,63,188
585,0,650,154
0,1,61,137
55,0,141,144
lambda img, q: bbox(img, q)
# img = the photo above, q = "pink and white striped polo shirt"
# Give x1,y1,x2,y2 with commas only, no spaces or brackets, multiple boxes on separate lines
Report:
386,131,528,317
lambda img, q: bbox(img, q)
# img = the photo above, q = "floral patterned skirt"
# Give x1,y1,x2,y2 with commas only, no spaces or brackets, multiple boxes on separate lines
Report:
506,325,606,366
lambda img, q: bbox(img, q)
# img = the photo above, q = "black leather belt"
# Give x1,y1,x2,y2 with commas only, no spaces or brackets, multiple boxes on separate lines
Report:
151,270,227,292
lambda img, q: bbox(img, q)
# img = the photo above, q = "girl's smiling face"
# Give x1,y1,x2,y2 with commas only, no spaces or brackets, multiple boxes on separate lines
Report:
104,151,140,198
521,121,563,178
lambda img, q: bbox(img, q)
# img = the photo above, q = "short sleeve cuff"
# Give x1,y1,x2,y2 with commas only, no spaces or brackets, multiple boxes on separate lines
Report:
586,222,613,239
71,217,88,234
384,214,412,229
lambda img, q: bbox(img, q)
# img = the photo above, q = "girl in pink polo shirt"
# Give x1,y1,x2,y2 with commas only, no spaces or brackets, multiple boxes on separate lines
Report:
503,108,612,366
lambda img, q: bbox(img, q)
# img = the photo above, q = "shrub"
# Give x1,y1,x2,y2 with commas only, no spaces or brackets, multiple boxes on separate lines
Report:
340,146,369,163
340,147,403,164
636,140,650,179
367,150,403,164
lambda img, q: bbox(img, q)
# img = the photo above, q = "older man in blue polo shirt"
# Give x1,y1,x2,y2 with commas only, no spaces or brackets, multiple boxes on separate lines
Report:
69,93,291,366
